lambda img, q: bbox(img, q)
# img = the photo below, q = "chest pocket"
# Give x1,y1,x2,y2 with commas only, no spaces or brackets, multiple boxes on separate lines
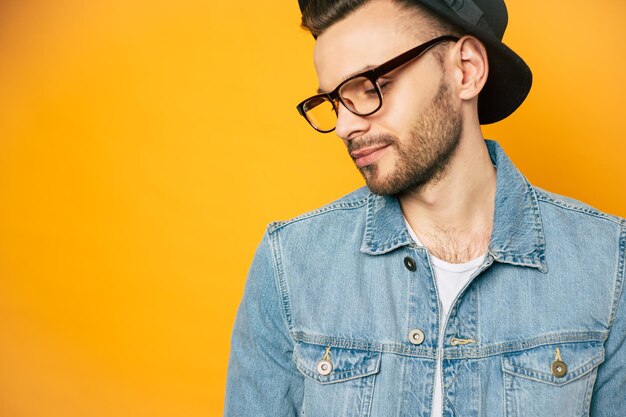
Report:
293,341,381,417
501,340,604,417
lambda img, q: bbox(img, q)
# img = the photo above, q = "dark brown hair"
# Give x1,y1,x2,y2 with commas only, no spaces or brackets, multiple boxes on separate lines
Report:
301,0,464,41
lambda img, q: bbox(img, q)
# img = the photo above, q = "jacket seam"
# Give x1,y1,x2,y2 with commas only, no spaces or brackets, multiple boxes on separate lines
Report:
534,188,622,225
445,332,606,360
607,220,626,327
267,227,296,343
289,330,605,360
527,183,547,264
268,196,369,233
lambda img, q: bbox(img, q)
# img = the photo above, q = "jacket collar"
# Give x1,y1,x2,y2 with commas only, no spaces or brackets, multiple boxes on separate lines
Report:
360,140,547,272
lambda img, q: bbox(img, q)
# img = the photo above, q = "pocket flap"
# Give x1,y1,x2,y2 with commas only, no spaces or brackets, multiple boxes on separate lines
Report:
294,342,381,384
501,341,604,386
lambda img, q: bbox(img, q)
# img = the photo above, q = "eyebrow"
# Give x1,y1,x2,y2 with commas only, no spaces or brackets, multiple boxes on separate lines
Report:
316,64,377,94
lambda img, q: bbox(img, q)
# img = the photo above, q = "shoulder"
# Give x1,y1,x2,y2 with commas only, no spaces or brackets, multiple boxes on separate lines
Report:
531,186,625,264
532,186,624,227
267,186,370,235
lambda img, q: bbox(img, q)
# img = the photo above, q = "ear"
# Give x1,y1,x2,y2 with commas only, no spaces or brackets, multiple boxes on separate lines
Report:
450,36,489,101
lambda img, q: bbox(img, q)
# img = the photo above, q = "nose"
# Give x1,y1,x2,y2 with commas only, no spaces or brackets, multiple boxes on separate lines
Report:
334,101,370,142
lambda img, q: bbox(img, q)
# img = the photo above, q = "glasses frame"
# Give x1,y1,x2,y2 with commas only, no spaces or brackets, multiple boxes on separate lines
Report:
296,35,460,133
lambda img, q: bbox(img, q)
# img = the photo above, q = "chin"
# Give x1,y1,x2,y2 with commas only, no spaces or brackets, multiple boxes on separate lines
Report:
363,163,432,196
363,170,400,196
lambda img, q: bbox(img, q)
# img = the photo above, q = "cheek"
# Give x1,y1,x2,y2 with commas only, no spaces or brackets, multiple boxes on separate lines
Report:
373,74,440,133
372,87,419,135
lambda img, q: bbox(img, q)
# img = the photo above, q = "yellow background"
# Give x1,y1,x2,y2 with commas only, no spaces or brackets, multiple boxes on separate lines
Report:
0,1,624,416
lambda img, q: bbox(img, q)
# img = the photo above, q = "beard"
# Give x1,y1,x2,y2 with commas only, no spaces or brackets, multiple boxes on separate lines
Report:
349,79,463,196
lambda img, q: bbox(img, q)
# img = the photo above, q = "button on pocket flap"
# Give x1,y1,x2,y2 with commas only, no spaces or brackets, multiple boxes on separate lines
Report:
294,342,381,384
501,341,605,386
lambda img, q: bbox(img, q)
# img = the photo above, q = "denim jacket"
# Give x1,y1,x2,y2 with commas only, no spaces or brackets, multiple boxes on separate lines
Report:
225,140,626,417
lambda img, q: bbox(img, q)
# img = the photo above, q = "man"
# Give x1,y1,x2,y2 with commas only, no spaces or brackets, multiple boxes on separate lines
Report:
225,0,626,415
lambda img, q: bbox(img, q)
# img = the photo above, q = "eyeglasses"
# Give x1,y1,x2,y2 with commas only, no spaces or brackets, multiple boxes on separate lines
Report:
296,35,459,133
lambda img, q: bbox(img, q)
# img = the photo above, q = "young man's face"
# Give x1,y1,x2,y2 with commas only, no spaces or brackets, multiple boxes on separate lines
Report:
313,0,463,195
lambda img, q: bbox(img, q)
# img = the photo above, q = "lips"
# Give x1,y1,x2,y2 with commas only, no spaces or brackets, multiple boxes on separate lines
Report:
350,144,391,168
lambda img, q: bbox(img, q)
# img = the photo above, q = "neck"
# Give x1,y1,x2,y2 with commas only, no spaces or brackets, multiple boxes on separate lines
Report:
399,129,496,262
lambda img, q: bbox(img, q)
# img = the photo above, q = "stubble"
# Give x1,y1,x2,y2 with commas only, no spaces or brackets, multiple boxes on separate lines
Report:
356,79,463,196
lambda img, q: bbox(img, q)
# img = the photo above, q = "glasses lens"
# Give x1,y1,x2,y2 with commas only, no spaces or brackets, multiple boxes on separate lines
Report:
338,76,381,115
303,96,337,132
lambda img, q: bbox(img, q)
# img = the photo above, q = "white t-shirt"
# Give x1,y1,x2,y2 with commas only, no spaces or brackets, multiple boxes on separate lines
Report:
404,219,484,417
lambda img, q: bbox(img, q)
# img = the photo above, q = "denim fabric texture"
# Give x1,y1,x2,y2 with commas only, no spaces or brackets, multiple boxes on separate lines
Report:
224,140,626,417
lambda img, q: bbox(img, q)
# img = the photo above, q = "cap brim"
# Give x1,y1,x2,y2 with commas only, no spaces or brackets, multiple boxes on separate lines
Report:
477,38,532,124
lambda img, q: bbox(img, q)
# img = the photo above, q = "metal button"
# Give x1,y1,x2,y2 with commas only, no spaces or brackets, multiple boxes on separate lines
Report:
404,256,417,271
408,329,425,345
551,360,568,378
551,348,568,378
316,359,333,376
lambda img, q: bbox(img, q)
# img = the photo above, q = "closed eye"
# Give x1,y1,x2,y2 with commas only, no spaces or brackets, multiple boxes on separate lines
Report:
365,81,391,95
378,81,391,91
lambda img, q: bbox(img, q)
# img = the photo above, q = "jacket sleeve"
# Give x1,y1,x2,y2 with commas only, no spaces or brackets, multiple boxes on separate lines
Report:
224,230,303,416
590,222,626,415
